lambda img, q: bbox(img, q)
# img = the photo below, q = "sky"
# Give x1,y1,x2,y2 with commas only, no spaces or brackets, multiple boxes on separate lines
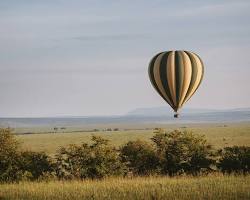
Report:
0,0,250,117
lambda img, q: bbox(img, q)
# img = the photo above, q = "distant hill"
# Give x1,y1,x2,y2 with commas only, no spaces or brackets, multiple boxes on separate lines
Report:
127,107,220,116
0,107,250,130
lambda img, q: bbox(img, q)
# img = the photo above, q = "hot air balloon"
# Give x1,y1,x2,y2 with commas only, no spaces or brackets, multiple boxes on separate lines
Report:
148,50,204,118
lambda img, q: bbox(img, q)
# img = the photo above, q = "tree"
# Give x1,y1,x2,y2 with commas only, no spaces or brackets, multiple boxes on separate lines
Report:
151,129,214,175
120,140,159,175
19,151,54,180
56,135,125,179
218,146,250,174
0,128,22,182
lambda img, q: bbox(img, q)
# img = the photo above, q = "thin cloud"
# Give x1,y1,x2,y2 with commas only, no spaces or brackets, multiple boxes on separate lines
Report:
171,1,250,18
72,34,150,41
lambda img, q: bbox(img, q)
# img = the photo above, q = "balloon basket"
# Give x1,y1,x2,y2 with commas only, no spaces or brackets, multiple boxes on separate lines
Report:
174,113,179,118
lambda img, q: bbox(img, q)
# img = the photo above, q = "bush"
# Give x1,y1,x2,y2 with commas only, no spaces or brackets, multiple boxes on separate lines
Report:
1,127,250,182
218,146,250,174
56,135,125,179
151,129,214,175
19,151,54,180
0,128,22,182
0,128,55,182
120,140,159,175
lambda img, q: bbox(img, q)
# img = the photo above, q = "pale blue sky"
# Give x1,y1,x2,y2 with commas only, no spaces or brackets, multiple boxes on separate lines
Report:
0,0,250,117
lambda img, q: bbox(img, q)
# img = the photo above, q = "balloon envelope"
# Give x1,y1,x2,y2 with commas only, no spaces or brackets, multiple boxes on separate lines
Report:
148,50,204,114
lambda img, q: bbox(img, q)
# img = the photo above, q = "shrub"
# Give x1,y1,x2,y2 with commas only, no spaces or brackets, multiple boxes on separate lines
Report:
19,151,54,180
2,127,250,182
56,135,125,179
218,146,250,174
120,140,159,175
0,128,55,182
0,128,22,182
151,129,214,175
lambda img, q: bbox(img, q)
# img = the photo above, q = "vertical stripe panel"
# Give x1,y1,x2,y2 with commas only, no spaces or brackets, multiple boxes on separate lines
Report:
153,53,174,108
148,53,170,104
182,52,203,105
159,52,175,109
183,51,198,103
179,51,192,107
167,51,177,108
175,51,184,109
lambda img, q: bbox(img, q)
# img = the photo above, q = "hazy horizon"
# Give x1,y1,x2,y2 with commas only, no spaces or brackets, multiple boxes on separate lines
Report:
0,106,249,118
1,0,250,117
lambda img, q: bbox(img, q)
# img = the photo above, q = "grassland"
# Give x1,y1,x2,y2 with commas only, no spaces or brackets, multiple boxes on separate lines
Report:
0,175,249,200
1,122,249,199
17,122,250,154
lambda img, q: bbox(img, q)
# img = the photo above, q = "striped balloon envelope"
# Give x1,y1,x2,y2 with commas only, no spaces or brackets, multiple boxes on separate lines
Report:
148,50,204,118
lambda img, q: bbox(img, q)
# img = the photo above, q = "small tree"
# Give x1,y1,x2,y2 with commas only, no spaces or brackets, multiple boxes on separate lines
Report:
218,146,250,174
20,151,54,180
152,129,214,175
0,128,22,182
56,135,125,179
120,140,159,175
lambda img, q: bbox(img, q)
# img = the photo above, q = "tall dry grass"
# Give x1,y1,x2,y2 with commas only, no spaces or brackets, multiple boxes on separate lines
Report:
0,174,249,200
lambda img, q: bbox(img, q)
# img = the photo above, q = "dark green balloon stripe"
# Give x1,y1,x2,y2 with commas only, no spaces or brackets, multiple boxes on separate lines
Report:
159,52,175,109
188,52,204,100
148,53,171,105
175,51,184,107
148,52,162,93
183,51,198,103
194,52,204,88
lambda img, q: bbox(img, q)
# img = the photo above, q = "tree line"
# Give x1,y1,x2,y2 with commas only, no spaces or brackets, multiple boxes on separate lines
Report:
0,128,249,182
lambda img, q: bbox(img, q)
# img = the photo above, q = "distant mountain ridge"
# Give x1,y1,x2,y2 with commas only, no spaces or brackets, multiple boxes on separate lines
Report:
0,107,250,129
126,107,250,116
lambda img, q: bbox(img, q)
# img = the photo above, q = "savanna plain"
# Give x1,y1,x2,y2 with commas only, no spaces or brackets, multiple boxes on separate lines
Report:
0,122,250,200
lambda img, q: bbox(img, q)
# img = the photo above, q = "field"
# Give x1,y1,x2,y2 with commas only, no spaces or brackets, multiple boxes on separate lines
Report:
16,122,250,154
0,175,249,200
0,122,249,200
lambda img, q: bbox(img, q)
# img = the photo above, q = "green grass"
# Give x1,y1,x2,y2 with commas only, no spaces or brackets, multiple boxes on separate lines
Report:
17,122,250,154
0,175,249,200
